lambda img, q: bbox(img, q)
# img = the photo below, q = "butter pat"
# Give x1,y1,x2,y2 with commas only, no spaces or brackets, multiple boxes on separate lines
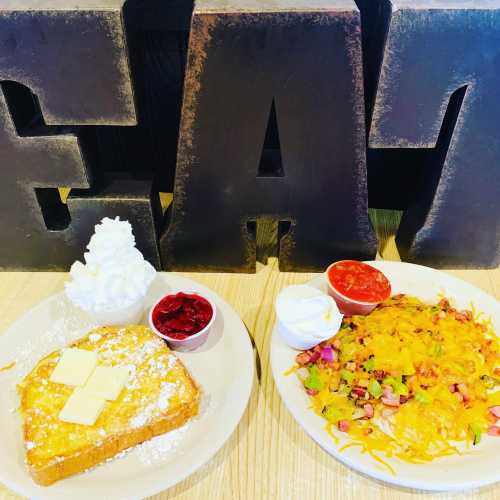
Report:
50,348,98,387
59,388,105,426
84,366,130,401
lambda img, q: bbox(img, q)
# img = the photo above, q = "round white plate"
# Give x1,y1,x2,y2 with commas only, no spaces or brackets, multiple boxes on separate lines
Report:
0,274,254,500
271,261,500,492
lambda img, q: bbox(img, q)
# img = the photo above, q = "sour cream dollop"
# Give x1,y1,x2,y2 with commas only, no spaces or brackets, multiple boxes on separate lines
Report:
275,285,343,350
65,217,156,313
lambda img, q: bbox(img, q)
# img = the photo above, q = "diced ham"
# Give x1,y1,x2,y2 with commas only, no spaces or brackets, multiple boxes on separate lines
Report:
306,388,318,396
332,339,341,350
338,420,350,432
309,351,321,363
296,352,310,365
489,406,500,419
438,298,450,310
487,426,500,436
457,383,470,402
382,385,393,398
449,384,457,393
487,414,497,424
363,403,374,419
351,387,366,398
455,310,472,323
381,396,400,407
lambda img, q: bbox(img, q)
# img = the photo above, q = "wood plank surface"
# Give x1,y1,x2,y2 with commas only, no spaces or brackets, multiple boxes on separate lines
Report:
1,216,499,499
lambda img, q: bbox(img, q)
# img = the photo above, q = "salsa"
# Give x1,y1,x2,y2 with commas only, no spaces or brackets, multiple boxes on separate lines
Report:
152,292,213,340
327,260,391,303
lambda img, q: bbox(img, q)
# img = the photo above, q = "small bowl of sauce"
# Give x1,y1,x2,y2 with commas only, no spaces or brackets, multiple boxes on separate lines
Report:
326,260,391,315
149,291,216,351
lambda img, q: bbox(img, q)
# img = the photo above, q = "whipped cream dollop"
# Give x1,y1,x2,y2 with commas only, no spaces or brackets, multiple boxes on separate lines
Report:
65,217,156,312
275,285,343,349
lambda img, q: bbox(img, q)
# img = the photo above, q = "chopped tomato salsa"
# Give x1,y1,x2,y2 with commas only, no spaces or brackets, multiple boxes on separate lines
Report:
152,292,213,339
327,260,391,303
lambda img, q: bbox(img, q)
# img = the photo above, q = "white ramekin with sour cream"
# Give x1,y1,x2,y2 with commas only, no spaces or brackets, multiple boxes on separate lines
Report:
275,284,343,350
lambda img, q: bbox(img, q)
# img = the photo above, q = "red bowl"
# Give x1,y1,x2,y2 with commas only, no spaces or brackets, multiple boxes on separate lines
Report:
325,261,391,315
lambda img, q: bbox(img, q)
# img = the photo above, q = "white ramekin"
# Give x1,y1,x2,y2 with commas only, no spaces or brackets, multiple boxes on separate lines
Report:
276,320,331,351
88,295,146,326
275,285,343,350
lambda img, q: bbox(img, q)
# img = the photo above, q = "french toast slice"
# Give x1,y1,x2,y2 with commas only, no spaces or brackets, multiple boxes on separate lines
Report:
18,325,200,486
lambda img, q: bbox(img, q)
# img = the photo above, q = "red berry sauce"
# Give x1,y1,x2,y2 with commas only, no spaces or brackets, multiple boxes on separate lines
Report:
152,292,213,340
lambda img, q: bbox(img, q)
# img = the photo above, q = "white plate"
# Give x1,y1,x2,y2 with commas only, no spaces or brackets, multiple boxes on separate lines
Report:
271,261,500,492
0,274,254,500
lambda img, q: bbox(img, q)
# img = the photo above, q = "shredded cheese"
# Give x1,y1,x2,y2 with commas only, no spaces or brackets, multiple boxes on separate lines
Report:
297,295,500,468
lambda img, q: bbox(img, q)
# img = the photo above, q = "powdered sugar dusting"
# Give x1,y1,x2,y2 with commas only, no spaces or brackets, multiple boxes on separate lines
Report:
135,422,190,466
13,295,97,379
157,382,176,411
129,403,155,429
89,333,102,343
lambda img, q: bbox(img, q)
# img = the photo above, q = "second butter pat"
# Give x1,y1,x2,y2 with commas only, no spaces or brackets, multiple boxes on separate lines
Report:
59,388,105,426
83,366,131,401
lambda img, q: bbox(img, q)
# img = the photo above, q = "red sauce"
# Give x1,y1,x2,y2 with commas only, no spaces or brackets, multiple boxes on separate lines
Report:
152,292,213,340
327,260,391,303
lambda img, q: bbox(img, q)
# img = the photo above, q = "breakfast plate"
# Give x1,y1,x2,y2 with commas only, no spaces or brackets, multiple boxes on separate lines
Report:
271,261,500,492
0,273,254,500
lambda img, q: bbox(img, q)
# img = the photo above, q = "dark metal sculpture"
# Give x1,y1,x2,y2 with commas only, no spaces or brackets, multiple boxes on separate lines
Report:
0,1,161,270
161,0,377,272
370,0,500,268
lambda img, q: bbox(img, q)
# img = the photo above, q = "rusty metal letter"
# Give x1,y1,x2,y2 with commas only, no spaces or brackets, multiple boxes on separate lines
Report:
161,0,377,272
370,0,500,268
0,1,140,269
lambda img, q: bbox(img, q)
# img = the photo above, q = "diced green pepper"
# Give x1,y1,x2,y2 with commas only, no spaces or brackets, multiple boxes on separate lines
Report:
415,391,431,404
340,369,355,384
305,365,324,391
368,379,383,399
382,376,408,396
362,357,375,372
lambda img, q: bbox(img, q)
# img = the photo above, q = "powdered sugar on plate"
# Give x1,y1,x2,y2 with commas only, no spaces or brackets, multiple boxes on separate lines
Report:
135,422,191,466
12,295,97,379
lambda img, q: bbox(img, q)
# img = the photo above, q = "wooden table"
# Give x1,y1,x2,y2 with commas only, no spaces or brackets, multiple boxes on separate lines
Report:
1,222,499,499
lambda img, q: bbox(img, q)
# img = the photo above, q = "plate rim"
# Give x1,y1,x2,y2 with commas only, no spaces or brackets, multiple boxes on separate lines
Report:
0,273,255,500
271,260,500,492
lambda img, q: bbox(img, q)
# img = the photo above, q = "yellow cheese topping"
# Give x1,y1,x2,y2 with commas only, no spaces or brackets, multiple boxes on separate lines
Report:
295,295,500,470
